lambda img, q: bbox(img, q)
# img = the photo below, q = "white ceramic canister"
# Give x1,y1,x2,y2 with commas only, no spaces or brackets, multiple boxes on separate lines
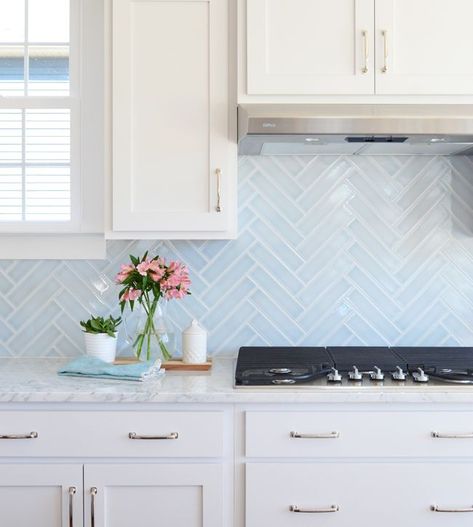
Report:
84,332,118,363
182,320,207,364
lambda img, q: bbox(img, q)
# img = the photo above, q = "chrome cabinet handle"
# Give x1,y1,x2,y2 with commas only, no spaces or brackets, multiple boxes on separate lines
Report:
290,505,339,514
381,30,388,73
128,432,178,440
432,432,473,439
0,431,38,439
68,487,76,527
216,168,222,212
290,431,339,439
431,505,473,513
361,30,368,74
90,487,97,527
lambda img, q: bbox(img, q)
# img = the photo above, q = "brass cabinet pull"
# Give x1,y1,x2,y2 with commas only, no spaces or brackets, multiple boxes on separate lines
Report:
216,168,222,212
381,30,388,73
290,505,339,514
0,431,38,439
128,432,179,440
362,30,369,73
290,431,339,439
90,487,97,527
432,431,473,439
68,487,76,527
431,505,473,513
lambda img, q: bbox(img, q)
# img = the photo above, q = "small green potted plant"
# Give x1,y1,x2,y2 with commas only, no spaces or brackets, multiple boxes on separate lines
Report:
80,315,122,363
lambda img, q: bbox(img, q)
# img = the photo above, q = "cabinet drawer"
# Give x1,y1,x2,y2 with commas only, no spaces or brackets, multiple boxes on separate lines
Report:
246,411,473,458
0,411,223,458
247,462,473,527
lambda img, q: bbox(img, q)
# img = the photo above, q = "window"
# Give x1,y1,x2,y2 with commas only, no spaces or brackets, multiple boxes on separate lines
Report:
0,0,105,258
0,0,77,227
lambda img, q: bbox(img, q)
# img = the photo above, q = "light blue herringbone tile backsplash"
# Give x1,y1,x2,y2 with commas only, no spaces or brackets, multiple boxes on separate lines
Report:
2,155,473,357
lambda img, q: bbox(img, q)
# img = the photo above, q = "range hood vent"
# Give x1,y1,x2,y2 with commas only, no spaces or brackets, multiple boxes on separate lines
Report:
238,104,473,156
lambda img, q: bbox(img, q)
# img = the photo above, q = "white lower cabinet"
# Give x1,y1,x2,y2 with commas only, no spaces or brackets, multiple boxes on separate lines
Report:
84,464,223,527
0,464,83,527
246,463,473,527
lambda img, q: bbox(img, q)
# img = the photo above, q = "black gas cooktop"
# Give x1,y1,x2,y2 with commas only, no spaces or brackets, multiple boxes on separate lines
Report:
235,346,473,386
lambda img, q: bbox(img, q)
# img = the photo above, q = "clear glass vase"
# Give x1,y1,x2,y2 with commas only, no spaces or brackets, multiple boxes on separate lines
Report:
124,298,176,362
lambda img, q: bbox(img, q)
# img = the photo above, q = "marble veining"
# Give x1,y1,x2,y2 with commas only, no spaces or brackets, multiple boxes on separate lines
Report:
2,358,473,404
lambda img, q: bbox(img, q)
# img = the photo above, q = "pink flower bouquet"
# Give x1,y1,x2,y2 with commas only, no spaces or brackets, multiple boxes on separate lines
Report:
116,252,191,360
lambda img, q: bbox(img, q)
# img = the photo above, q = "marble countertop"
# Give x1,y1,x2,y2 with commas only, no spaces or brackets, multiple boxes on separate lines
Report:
3,357,473,404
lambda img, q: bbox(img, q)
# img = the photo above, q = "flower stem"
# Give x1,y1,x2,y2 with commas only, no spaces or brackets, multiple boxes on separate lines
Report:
132,294,172,361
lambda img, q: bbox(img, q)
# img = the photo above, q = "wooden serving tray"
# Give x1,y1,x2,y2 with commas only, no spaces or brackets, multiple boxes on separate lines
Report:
113,357,141,365
114,357,212,371
162,360,212,371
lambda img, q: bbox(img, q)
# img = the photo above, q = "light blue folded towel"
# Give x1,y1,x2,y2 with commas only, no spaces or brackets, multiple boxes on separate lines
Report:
58,356,164,382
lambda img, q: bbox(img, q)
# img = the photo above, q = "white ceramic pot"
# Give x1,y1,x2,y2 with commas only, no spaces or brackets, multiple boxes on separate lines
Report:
84,332,117,363
182,320,207,364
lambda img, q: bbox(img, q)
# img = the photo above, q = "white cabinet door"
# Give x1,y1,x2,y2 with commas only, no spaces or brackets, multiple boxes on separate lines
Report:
246,0,375,94
376,0,473,94
247,463,473,527
0,464,83,527
84,464,222,527
113,0,236,238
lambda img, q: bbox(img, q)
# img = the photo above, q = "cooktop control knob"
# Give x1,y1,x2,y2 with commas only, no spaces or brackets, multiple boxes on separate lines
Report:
348,366,363,381
392,366,407,381
370,366,384,381
413,368,429,383
327,368,342,383
269,368,292,375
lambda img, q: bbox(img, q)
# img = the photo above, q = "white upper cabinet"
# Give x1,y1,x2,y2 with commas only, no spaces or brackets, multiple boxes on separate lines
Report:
112,0,236,239
246,0,375,95
244,0,473,97
375,0,473,94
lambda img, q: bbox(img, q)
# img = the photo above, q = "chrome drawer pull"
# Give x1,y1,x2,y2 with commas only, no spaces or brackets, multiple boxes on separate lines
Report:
431,505,473,513
432,432,473,439
90,487,97,527
290,505,339,514
290,431,339,439
0,431,38,439
128,432,179,440
68,486,76,527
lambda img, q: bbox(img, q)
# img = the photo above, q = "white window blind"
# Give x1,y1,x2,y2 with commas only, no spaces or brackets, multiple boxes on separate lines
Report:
0,0,76,227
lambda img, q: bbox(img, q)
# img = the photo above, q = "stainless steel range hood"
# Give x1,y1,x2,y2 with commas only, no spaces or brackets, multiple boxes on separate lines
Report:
238,104,473,156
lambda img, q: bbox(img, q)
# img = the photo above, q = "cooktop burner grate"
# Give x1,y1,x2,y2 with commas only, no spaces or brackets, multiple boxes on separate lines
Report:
235,346,473,386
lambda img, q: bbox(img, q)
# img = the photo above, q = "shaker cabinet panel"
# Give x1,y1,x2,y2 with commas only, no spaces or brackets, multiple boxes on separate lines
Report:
246,0,375,94
246,463,473,527
0,410,224,458
0,464,83,527
245,411,473,458
84,464,223,527
112,0,236,238
375,0,473,94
